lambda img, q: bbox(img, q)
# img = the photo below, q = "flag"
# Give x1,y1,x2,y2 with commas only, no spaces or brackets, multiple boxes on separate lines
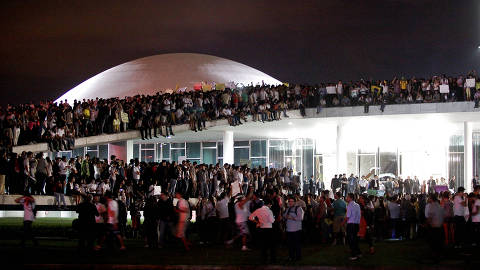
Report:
202,82,212,91
283,82,289,87
215,83,225,90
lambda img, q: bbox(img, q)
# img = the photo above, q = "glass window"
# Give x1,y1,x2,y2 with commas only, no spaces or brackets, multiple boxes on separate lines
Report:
234,148,249,166
303,146,313,180
218,142,223,158
347,152,357,175
87,150,99,158
359,154,376,177
189,159,201,164
99,145,109,160
285,157,302,174
474,133,480,177
202,142,216,148
142,143,155,149
141,149,155,163
449,135,464,153
162,143,170,160
203,148,216,165
133,144,139,159
285,140,294,156
449,153,464,188
234,141,249,147
171,149,185,163
186,142,201,159
171,143,185,149
269,147,284,169
379,151,398,176
72,147,85,158
314,156,323,182
304,138,314,146
217,158,224,166
251,140,267,157
269,140,284,147
156,144,162,161
251,158,266,168
87,146,98,151
57,151,72,159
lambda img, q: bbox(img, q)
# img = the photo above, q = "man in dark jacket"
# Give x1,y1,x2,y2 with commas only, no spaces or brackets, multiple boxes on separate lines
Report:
76,194,98,251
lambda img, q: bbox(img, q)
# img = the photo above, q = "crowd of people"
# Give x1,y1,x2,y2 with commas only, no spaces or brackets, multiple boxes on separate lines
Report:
11,150,480,262
1,72,480,151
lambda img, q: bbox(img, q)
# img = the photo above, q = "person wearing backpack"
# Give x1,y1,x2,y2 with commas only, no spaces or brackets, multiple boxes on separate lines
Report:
15,191,38,247
283,195,304,262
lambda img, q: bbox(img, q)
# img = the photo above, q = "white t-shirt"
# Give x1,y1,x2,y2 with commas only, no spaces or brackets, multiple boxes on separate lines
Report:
216,197,230,219
472,199,480,223
176,198,189,221
453,195,466,217
231,180,242,197
235,201,250,223
107,199,118,224
133,166,141,180
20,197,35,221
58,160,67,175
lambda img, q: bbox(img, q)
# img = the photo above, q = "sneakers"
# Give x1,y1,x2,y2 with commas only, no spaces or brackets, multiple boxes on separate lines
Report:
349,256,358,261
241,246,251,251
225,239,234,245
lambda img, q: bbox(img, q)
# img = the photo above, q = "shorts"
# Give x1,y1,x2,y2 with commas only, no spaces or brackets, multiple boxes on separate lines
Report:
333,216,345,233
236,222,250,236
176,221,187,238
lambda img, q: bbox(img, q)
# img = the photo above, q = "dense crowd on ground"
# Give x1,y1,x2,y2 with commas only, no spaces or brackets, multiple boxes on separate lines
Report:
1,72,480,151
10,151,480,262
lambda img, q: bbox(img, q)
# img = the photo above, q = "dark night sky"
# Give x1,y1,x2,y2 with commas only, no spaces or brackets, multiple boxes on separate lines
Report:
0,0,478,104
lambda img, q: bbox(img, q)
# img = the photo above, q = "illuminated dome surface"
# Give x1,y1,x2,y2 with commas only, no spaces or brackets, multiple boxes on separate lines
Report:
55,53,281,102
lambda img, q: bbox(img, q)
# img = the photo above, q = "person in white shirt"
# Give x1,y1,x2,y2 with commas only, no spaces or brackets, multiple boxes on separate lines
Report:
226,195,251,251
174,191,191,251
249,198,276,263
95,191,126,250
133,162,141,182
284,196,304,261
471,194,480,246
453,187,467,248
216,191,231,243
15,192,38,247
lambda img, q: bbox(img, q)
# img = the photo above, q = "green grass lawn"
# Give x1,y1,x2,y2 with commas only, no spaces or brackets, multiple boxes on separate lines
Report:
0,217,75,227
0,217,477,268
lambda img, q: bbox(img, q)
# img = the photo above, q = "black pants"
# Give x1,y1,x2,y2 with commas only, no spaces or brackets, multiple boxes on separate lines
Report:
427,226,443,253
259,228,276,263
454,215,466,246
287,230,302,260
346,223,360,257
21,220,38,246
78,223,95,250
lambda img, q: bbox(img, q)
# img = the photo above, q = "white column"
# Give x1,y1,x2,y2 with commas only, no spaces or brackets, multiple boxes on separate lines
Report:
464,122,473,192
223,130,234,165
126,140,134,162
336,123,347,174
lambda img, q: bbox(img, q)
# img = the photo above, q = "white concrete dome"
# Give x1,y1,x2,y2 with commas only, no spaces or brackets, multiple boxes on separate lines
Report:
55,53,281,102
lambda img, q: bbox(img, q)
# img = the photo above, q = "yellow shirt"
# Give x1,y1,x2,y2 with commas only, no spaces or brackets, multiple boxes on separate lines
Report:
400,80,407,90
83,108,90,118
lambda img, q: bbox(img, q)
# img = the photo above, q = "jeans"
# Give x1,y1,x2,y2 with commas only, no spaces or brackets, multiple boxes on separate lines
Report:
158,220,172,246
54,192,66,207
168,179,177,195
347,223,360,257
